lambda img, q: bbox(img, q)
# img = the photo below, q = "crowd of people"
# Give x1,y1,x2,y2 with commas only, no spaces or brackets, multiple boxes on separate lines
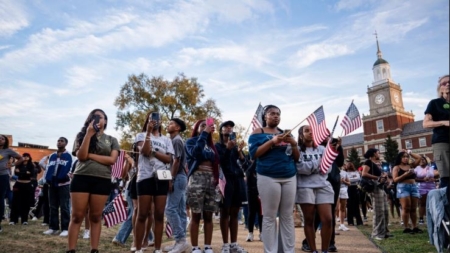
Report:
0,74,448,253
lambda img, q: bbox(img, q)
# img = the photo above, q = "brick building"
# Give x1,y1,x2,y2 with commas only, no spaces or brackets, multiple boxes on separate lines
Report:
341,37,433,161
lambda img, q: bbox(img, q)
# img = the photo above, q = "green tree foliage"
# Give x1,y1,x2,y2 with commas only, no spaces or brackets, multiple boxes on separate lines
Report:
383,135,399,166
347,147,361,169
114,73,222,147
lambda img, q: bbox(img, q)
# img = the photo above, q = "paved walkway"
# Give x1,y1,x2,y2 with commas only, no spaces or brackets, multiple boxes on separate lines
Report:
161,222,382,253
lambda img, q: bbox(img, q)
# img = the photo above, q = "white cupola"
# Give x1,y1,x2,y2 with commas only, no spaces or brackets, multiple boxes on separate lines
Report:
372,32,393,86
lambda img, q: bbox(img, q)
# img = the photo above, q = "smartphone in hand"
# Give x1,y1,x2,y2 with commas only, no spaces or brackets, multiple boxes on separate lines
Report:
229,132,236,141
92,115,100,132
206,117,214,127
151,112,160,122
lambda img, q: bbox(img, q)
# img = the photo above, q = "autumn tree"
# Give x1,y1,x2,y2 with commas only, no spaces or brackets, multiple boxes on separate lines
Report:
383,135,399,166
114,73,222,148
347,147,361,169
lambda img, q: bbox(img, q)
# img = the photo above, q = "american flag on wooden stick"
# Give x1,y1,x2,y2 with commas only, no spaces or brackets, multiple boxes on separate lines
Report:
103,194,127,228
306,106,330,146
111,150,125,178
251,103,264,131
340,102,362,136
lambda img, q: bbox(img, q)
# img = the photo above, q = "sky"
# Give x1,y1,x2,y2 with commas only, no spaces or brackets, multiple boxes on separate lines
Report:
1,0,449,150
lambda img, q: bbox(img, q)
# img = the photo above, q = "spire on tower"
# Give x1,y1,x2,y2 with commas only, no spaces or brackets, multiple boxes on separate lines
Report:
374,30,382,59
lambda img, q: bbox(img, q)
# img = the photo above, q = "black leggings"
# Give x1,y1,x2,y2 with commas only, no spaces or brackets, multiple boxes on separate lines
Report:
347,186,363,225
247,191,262,233
10,182,33,224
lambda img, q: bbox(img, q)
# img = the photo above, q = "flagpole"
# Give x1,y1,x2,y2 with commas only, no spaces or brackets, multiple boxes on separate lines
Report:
282,118,308,137
330,115,339,138
243,102,261,140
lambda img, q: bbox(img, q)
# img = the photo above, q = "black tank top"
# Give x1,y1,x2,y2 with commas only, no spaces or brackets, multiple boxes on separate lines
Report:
397,168,416,181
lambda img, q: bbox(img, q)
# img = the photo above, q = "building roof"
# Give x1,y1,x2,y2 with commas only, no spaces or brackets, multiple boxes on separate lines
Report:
401,120,432,137
373,58,389,66
341,133,364,146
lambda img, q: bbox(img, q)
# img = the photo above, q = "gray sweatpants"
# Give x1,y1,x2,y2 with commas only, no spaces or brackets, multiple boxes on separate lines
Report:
257,174,296,253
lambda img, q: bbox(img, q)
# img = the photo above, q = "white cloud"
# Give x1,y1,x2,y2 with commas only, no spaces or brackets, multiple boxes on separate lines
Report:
0,0,28,37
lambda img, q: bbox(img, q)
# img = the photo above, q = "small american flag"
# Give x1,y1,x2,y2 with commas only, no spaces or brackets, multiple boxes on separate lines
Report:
340,102,361,136
165,221,173,238
103,194,127,228
251,103,264,131
319,142,339,174
306,106,330,146
111,151,125,179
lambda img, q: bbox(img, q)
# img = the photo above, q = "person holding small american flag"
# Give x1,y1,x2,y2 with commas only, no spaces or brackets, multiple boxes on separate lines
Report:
296,125,342,253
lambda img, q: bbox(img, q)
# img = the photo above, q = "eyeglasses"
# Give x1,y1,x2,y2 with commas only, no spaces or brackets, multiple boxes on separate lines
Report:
440,80,450,86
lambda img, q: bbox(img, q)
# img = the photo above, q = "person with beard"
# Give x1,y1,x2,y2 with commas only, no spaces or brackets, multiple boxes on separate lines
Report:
361,148,390,241
423,75,449,196
43,137,72,237
215,120,248,253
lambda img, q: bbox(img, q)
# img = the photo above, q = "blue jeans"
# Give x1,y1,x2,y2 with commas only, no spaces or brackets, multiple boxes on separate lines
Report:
115,190,134,244
114,191,154,244
49,185,70,231
0,174,9,222
165,174,187,241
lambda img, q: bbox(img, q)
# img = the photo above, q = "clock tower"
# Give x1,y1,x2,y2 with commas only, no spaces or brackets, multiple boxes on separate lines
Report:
362,33,414,143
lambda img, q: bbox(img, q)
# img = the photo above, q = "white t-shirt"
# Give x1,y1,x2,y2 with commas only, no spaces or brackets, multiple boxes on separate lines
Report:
347,171,361,186
340,170,349,189
135,132,174,182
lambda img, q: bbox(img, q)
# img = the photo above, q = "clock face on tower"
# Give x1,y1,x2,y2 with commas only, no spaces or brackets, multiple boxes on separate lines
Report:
394,93,400,103
375,94,385,104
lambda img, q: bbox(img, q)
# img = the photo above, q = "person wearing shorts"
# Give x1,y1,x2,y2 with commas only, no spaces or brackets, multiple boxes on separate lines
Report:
134,112,174,253
392,150,422,234
185,119,220,253
67,109,120,253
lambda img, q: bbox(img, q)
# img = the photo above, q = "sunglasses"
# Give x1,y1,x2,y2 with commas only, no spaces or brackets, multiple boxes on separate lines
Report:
440,80,450,86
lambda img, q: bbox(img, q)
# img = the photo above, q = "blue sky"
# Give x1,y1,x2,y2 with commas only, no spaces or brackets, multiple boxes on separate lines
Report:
1,0,448,150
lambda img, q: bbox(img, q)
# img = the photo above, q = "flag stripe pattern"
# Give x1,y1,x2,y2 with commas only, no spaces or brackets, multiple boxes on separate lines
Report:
340,102,362,136
111,151,125,179
165,221,173,238
319,143,339,174
251,104,264,131
218,168,226,197
103,194,127,228
306,106,330,146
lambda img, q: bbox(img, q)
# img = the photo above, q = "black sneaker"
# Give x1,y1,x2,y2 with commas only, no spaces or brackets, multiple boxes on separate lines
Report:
328,244,337,252
385,234,394,238
302,244,312,252
90,250,99,253
403,228,414,234
412,227,423,233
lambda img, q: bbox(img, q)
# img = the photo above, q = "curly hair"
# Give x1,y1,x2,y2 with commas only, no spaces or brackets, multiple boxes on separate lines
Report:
74,109,107,156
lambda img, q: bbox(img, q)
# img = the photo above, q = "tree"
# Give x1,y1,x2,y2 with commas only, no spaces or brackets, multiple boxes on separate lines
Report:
347,147,361,169
383,135,399,166
114,73,222,147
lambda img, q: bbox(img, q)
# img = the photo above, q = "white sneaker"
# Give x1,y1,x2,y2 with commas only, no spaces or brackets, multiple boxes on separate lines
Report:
336,217,340,222
230,244,247,253
135,250,144,253
221,244,230,253
339,224,349,231
154,250,162,253
168,241,190,253
191,248,202,253
83,229,90,239
130,246,136,251
204,247,214,253
41,223,48,226
164,243,176,252
246,232,253,242
8,222,15,225
43,229,57,235
238,220,244,225
148,239,155,246
32,217,38,221
59,230,69,237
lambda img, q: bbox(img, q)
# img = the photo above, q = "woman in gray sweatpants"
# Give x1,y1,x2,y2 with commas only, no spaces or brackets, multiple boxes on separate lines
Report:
248,105,299,253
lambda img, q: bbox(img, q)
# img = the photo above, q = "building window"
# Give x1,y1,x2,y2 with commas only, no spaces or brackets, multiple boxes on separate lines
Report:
419,137,426,147
376,120,384,133
357,148,362,156
379,144,386,153
405,139,412,149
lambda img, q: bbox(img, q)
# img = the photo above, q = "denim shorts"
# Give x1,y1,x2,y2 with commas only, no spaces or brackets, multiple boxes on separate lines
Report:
396,183,420,198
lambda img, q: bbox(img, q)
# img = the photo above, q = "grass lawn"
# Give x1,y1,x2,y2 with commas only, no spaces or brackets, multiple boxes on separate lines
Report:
358,213,437,253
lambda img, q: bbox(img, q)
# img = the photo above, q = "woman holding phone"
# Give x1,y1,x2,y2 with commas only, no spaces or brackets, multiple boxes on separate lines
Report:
248,105,299,253
67,109,120,253
392,150,422,234
134,112,174,253
185,119,220,253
